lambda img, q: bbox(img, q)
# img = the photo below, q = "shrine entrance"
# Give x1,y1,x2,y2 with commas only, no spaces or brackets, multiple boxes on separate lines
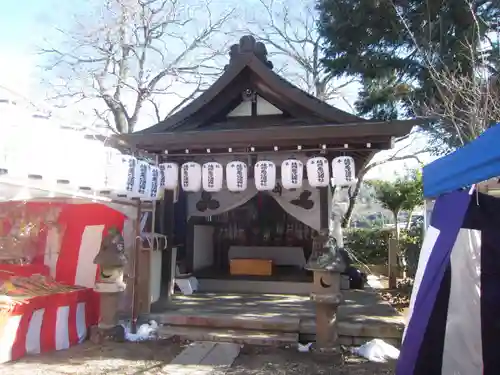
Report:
114,34,420,315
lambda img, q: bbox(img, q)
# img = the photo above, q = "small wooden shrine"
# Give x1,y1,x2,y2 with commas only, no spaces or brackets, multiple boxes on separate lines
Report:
116,35,421,314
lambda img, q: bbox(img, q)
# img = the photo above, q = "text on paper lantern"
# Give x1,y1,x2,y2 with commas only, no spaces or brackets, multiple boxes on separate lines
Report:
159,162,178,190
181,162,202,192
202,162,223,192
226,161,247,192
306,156,330,187
281,159,303,190
254,161,276,191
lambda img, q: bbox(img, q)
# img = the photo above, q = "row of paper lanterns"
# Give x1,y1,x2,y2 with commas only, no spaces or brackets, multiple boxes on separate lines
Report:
0,121,356,199
160,156,356,193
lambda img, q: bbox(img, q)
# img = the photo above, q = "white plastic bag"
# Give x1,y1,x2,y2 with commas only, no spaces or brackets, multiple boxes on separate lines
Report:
352,339,400,363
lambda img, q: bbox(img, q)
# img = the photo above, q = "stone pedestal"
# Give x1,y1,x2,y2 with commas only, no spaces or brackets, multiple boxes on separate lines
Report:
305,230,345,363
310,269,343,358
91,228,128,343
91,282,126,343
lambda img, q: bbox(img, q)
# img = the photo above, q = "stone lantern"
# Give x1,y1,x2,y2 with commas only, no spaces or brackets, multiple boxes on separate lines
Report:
91,227,127,342
305,228,346,361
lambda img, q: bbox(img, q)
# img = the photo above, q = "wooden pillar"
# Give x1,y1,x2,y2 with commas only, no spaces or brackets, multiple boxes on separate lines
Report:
319,186,329,230
162,190,176,302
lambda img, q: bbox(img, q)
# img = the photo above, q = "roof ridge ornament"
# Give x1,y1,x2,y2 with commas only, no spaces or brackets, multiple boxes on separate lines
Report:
225,35,274,70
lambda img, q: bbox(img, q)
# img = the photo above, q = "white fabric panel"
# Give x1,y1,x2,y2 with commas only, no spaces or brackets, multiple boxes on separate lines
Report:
404,225,440,340
188,183,258,217
269,180,321,231
25,308,45,354
74,225,105,287
76,302,87,343
55,305,71,350
442,229,482,375
0,315,21,363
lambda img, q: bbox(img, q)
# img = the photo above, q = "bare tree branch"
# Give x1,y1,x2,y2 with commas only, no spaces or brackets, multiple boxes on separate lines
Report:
242,0,355,104
40,0,235,133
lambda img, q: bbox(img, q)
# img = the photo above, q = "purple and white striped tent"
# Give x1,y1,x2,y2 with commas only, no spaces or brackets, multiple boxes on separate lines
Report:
398,124,500,375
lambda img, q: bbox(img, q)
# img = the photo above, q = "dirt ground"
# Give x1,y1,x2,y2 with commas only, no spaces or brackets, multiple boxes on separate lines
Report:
228,346,395,375
0,340,183,375
0,340,394,375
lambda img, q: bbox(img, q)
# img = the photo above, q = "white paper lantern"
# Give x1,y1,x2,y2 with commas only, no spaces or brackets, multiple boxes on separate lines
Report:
148,166,162,200
181,162,202,192
226,161,247,192
132,160,151,199
254,161,276,191
202,162,223,192
281,159,303,190
159,162,179,190
331,156,356,186
105,154,137,196
306,156,330,188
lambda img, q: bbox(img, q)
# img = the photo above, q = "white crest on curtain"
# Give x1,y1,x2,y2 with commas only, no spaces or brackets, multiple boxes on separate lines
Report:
187,182,258,218
268,179,320,231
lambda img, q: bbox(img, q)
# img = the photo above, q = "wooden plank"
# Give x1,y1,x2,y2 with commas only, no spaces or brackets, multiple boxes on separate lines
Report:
199,342,240,367
169,341,216,365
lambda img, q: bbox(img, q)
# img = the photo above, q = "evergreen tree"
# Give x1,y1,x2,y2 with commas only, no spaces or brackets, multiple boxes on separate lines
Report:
317,0,500,149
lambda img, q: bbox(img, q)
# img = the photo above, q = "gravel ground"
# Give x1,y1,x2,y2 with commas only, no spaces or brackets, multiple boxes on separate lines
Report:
0,340,394,375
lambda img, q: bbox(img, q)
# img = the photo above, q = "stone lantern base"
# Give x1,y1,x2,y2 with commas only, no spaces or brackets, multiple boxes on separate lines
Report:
90,285,126,344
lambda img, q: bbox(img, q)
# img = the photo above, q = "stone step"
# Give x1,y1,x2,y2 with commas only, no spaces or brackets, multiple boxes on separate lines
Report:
300,318,404,339
149,312,301,333
159,325,299,346
197,279,312,295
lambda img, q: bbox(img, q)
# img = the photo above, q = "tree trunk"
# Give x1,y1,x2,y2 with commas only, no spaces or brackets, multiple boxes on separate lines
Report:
393,211,400,243
405,208,414,231
341,177,364,228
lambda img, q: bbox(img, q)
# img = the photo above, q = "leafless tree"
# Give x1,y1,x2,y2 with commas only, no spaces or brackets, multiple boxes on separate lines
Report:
242,0,354,105
420,66,500,146
388,0,500,148
41,0,234,134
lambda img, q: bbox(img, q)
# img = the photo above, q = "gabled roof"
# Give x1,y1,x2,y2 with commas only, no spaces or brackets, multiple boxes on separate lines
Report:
136,35,368,134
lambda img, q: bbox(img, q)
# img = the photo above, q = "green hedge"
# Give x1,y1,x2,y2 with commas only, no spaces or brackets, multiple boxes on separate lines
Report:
345,226,423,277
344,228,390,265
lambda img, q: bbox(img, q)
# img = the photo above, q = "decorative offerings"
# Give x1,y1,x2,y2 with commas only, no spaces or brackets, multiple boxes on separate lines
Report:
202,162,223,192
181,162,202,192
149,166,162,200
226,161,247,192
254,161,276,191
281,159,303,190
331,156,356,186
159,162,179,190
306,156,330,188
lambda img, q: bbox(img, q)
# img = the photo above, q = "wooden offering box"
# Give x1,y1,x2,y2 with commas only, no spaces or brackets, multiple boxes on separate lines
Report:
230,259,273,276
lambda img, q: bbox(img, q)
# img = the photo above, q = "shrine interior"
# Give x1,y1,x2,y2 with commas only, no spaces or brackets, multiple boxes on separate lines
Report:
162,184,321,295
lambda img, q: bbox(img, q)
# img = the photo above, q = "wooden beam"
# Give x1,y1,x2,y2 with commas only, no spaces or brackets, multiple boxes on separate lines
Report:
114,120,420,153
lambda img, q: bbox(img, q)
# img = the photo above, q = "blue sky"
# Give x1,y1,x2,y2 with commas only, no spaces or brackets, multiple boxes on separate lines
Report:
0,0,59,53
